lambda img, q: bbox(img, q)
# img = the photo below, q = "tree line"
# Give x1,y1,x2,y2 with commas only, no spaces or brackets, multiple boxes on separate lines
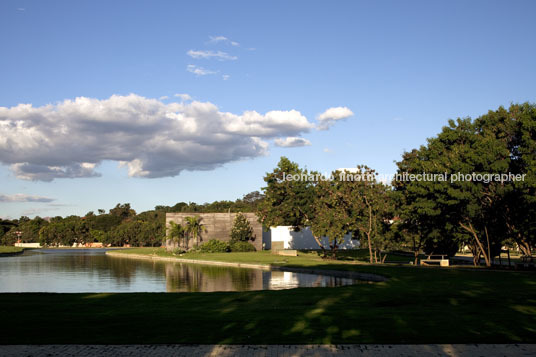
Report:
0,192,264,248
258,103,535,265
155,191,264,213
0,204,163,247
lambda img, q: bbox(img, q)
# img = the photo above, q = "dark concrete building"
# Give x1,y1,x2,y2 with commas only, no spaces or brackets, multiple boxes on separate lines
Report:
165,212,264,251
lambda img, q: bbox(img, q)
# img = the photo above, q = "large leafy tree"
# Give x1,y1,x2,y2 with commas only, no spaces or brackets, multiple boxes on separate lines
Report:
395,103,536,266
257,157,327,253
395,118,505,266
477,103,536,257
314,167,393,262
259,158,394,260
310,173,352,258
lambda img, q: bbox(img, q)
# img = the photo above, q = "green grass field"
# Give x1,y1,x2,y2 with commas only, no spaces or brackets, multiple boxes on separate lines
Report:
0,248,535,344
0,246,23,254
111,247,419,266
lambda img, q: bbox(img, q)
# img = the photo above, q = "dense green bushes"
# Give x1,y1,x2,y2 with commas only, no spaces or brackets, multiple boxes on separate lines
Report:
230,241,256,252
196,239,256,253
198,239,230,253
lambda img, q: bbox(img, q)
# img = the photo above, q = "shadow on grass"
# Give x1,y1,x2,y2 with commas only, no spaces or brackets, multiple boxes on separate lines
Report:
0,266,534,344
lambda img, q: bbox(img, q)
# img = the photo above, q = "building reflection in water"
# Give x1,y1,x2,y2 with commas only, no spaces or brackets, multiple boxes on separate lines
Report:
165,263,356,292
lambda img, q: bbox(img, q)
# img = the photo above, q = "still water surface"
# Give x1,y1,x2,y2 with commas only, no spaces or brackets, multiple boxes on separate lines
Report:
0,249,358,292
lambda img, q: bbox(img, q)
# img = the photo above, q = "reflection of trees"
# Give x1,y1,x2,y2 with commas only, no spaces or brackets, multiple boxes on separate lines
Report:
8,250,358,293
31,249,167,285
228,268,258,291
27,250,123,279
106,256,139,283
164,264,262,292
166,264,204,292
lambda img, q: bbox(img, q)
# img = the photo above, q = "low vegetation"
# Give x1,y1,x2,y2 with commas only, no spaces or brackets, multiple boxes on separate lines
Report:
197,239,231,253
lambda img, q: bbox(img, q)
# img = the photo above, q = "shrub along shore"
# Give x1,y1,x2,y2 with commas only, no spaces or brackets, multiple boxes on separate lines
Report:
1,249,535,344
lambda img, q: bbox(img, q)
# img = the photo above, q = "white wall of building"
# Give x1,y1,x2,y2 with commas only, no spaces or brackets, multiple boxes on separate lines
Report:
14,243,41,248
270,226,360,250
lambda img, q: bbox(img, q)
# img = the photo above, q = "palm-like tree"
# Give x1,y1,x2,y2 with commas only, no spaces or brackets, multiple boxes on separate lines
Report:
184,216,207,249
167,221,185,249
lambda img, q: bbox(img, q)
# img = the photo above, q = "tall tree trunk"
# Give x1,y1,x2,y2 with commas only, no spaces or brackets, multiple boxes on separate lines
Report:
381,252,388,264
330,242,339,259
302,209,327,256
484,226,492,264
518,240,532,257
411,236,420,265
366,232,373,263
312,234,327,258
460,222,491,267
467,242,479,266
506,222,533,258
364,196,374,263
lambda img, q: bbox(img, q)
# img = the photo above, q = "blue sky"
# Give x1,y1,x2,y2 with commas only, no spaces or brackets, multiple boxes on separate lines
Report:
1,0,535,218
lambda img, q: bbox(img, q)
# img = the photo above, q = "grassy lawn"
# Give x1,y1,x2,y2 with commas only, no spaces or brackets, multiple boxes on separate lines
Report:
112,247,329,266
0,246,23,254
0,248,535,344
110,247,419,266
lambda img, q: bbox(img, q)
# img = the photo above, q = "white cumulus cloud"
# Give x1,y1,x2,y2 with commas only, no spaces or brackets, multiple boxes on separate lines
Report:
316,107,354,130
274,137,312,148
0,94,324,181
187,50,237,61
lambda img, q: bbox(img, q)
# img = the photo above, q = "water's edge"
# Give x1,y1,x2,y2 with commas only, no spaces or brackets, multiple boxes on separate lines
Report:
0,249,25,257
105,251,388,283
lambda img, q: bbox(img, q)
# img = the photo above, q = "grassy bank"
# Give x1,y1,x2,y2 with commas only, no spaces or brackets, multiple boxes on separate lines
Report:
1,249,535,344
0,246,23,254
109,247,416,267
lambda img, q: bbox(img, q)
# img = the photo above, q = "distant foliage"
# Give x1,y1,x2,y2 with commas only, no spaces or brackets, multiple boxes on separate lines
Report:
198,239,230,253
154,191,265,213
0,203,165,248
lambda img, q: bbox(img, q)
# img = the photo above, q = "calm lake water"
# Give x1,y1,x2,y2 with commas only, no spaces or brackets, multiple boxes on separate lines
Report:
0,249,358,292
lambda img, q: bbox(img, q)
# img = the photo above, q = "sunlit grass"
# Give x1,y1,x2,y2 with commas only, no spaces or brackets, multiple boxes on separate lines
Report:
109,247,415,267
0,246,23,254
